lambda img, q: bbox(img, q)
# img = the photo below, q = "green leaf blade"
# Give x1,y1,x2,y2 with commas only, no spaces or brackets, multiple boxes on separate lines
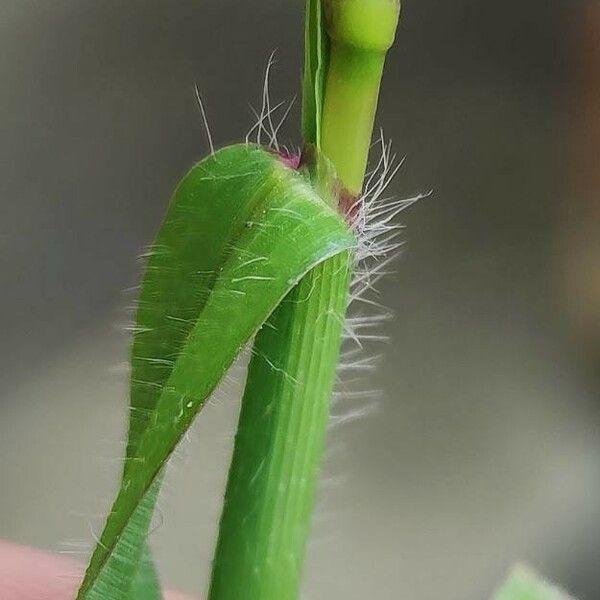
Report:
129,546,163,600
77,144,355,600
493,566,576,600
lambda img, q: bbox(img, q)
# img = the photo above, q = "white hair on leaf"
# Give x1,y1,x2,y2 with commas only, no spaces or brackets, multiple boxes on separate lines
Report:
245,52,297,154
194,83,215,156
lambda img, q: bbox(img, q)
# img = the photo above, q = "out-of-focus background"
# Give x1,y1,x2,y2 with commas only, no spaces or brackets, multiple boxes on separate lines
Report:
2,1,599,598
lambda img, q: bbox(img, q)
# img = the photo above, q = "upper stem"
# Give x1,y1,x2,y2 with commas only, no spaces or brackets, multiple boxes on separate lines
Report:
321,0,400,194
320,43,386,194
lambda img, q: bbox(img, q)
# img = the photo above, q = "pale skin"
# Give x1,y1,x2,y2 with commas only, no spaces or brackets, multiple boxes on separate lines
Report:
0,541,195,600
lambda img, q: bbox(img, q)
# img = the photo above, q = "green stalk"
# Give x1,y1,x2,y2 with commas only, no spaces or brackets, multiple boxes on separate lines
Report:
321,0,400,193
208,2,400,599
208,253,351,599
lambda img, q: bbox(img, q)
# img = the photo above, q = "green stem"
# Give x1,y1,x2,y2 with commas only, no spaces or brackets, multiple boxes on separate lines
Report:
321,43,386,194
322,0,401,193
209,253,351,600
208,2,399,598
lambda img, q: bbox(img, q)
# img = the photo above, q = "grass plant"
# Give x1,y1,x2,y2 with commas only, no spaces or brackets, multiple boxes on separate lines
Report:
74,2,574,599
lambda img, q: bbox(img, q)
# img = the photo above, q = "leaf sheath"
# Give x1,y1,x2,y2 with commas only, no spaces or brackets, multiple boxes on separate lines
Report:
209,251,352,600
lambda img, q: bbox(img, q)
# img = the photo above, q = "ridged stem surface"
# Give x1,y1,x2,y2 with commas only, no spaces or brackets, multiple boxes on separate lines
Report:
209,252,351,600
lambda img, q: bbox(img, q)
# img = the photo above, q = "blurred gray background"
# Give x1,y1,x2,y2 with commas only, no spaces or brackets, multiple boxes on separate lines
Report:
2,0,600,598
